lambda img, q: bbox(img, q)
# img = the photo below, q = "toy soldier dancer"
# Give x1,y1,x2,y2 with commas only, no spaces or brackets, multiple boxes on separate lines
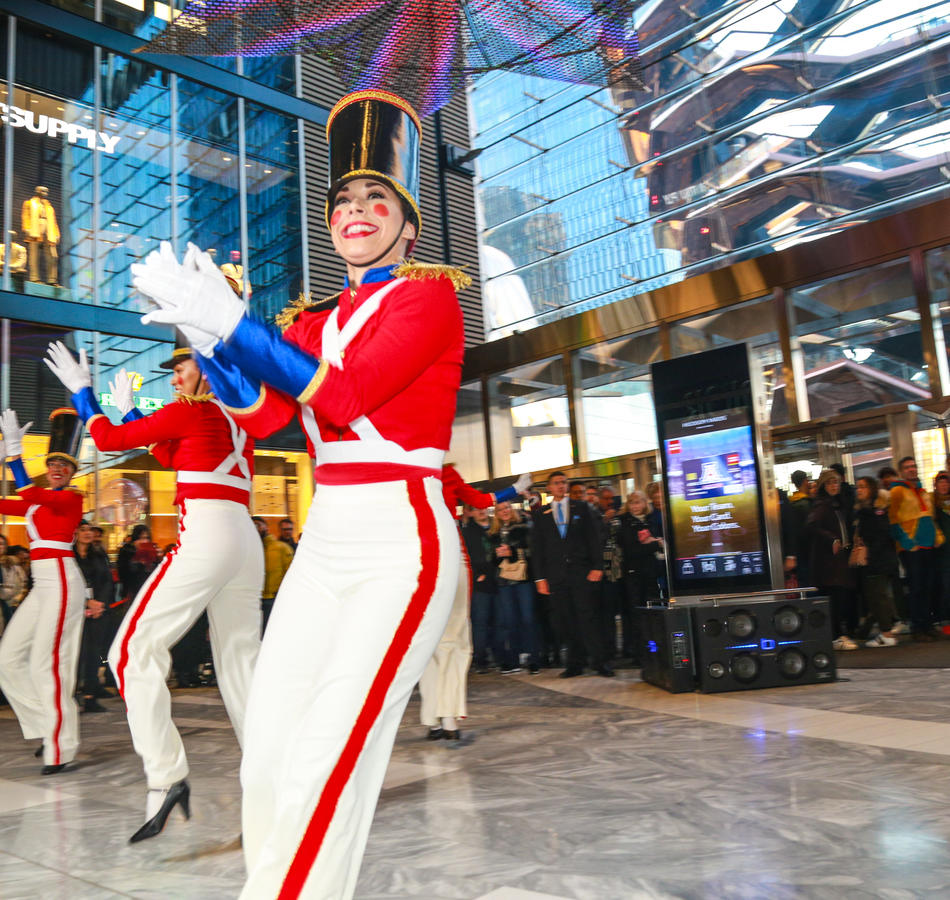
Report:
44,340,263,843
132,90,464,900
420,464,531,740
0,407,85,774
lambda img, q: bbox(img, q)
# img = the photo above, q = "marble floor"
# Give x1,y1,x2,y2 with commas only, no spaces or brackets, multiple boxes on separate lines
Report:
3,666,950,899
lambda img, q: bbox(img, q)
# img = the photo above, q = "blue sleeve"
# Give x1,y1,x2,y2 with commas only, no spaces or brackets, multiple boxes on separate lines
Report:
71,386,106,424
198,349,266,410
890,520,914,551
220,317,322,400
494,485,518,503
9,457,30,489
122,409,145,423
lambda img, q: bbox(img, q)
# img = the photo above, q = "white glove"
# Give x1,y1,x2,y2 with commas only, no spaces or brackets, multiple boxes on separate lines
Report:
513,472,533,494
109,368,136,416
133,243,221,357
44,341,92,394
0,409,32,458
134,241,245,347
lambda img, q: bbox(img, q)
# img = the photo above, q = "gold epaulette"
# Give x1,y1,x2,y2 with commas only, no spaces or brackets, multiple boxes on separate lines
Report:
175,391,216,405
392,260,472,292
276,292,342,332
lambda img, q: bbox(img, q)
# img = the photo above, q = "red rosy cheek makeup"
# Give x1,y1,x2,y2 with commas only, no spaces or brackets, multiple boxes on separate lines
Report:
330,210,342,226
372,204,390,217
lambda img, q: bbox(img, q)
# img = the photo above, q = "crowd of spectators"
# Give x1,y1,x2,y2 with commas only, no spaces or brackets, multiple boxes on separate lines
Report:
0,516,298,706
780,455,950,650
3,451,945,705
462,471,668,676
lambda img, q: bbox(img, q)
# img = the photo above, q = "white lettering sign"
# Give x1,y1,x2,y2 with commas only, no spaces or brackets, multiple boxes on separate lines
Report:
0,104,121,154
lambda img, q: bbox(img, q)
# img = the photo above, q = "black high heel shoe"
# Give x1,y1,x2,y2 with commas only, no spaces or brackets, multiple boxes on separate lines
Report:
129,780,190,844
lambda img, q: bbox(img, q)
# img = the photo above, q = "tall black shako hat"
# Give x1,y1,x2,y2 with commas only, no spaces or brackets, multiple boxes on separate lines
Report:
325,90,422,236
47,407,82,469
159,331,194,370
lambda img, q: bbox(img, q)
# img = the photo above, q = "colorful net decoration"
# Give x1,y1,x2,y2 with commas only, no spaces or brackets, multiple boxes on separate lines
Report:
140,0,643,117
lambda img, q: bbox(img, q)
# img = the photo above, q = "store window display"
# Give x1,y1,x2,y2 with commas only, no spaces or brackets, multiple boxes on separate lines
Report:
21,186,60,287
0,231,27,279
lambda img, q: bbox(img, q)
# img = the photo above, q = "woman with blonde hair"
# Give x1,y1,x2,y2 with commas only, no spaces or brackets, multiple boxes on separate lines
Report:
490,500,539,674
618,492,659,662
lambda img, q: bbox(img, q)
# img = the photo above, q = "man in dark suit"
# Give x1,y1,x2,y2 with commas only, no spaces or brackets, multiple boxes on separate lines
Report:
531,471,613,678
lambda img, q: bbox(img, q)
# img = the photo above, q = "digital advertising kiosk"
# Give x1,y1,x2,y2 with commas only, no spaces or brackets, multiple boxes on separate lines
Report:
640,343,835,693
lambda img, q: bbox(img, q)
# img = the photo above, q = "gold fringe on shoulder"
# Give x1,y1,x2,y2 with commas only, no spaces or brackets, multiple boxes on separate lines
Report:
393,259,472,292
275,291,342,332
175,391,216,405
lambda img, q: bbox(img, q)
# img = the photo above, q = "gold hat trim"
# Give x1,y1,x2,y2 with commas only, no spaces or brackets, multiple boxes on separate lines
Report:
325,169,422,233
46,451,78,468
326,90,422,140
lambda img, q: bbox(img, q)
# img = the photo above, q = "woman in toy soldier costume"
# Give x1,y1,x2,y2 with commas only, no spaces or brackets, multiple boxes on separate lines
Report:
0,407,86,774
132,90,465,900
44,339,263,843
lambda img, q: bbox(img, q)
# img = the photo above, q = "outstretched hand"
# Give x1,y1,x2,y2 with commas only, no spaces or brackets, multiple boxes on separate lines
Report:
133,241,245,353
44,341,92,394
0,409,32,458
109,368,136,416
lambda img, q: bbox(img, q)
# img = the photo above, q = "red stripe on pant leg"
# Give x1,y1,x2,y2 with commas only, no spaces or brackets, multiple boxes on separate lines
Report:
115,503,187,699
49,559,69,766
277,479,441,900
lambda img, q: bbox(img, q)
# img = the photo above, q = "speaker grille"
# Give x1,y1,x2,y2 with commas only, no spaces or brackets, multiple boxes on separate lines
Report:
731,653,760,683
691,597,836,693
777,649,807,679
773,606,804,636
726,612,756,638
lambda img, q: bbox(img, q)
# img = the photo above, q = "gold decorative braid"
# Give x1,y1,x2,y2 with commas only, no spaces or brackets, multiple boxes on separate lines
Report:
324,169,422,232
326,90,422,138
224,386,268,417
296,360,329,405
392,259,472,293
175,391,216,405
276,291,342,333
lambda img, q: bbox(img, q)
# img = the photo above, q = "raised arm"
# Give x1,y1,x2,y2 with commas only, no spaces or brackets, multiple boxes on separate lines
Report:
132,242,462,427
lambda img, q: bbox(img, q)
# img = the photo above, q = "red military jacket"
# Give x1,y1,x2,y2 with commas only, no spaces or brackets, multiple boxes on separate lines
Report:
88,396,254,507
0,485,83,561
441,465,495,515
228,266,465,486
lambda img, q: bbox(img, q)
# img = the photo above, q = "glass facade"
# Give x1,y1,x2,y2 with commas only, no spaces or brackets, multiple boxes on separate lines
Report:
0,11,311,545
487,355,572,476
788,259,931,418
572,330,661,462
470,0,950,339
469,233,950,482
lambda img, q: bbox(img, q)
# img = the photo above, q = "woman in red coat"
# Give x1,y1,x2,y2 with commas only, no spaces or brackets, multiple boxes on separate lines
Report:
0,408,85,774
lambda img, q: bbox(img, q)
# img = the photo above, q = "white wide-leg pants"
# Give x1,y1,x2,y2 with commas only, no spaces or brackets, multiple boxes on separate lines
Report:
0,557,85,766
418,535,472,726
239,476,459,900
107,498,263,790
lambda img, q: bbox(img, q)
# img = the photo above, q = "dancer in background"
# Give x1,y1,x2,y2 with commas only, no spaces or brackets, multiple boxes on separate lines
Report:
44,340,262,843
420,464,531,740
132,90,464,900
0,408,85,774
